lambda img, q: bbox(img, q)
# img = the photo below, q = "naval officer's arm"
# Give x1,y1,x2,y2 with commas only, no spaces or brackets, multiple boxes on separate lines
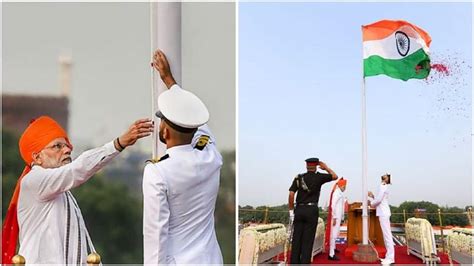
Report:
152,49,219,153
152,50,219,151
26,119,153,202
369,184,387,207
153,49,177,89
143,164,170,264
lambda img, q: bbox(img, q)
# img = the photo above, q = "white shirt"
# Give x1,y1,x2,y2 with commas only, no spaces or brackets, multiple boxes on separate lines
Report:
143,125,223,265
18,141,119,264
369,183,391,217
331,187,345,220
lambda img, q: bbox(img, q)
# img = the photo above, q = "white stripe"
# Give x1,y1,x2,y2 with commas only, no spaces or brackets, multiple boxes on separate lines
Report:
363,25,429,60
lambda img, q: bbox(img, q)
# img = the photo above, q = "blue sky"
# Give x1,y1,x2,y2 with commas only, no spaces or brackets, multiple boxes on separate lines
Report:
239,2,472,208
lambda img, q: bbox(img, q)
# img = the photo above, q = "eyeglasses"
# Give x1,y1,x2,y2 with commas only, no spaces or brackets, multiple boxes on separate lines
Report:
44,142,71,152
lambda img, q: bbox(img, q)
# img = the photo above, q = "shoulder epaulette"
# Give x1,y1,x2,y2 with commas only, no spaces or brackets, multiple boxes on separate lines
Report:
145,154,169,164
194,135,210,150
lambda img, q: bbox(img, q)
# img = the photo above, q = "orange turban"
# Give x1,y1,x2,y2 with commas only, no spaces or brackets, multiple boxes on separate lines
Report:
2,116,71,264
19,116,72,165
337,178,347,187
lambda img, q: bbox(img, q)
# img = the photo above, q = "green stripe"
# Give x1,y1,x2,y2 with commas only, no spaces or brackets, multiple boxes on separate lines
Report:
364,48,431,81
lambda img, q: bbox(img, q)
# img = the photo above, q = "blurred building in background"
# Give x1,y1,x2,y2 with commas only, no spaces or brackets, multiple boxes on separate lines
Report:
2,94,69,133
2,55,72,133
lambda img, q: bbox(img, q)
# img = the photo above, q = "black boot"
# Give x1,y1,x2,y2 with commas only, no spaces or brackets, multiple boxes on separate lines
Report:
328,255,340,261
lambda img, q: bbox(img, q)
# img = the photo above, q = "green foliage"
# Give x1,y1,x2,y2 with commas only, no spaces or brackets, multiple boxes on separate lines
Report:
2,129,24,175
239,204,329,225
390,201,469,226
2,129,23,219
71,174,142,263
240,201,470,227
439,206,470,227
215,150,235,264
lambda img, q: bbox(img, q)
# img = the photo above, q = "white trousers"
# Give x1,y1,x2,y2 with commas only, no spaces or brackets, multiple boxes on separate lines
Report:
378,215,395,261
329,218,341,257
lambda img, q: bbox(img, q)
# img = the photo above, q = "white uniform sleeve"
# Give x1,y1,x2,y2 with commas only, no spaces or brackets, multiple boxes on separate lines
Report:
143,163,170,264
24,141,119,201
370,184,387,207
192,124,217,147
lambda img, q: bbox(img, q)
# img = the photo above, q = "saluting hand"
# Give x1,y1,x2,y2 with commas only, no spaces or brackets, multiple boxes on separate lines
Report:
116,118,154,150
319,161,338,180
318,161,328,170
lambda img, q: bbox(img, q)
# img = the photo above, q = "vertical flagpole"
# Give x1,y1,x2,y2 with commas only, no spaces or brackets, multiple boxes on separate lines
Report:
361,77,369,245
150,1,182,159
361,26,369,245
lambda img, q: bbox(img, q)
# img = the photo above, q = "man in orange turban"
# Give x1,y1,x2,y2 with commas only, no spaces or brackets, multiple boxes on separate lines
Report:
325,177,347,261
2,115,153,264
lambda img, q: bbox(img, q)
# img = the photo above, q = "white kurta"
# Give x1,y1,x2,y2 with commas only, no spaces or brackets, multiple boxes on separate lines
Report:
17,141,119,265
369,183,394,262
143,125,223,265
329,187,345,256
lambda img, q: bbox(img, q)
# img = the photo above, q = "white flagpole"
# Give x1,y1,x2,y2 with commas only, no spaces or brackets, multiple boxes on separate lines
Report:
361,76,369,245
361,26,369,245
150,1,182,159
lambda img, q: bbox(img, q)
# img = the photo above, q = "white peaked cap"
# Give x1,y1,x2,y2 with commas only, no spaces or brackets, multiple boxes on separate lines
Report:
156,85,209,129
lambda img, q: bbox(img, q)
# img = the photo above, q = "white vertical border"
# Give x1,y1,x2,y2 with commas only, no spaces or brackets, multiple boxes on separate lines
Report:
471,1,474,211
235,0,240,264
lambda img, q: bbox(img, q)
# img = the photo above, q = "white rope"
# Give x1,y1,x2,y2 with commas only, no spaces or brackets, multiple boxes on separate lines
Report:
150,1,157,159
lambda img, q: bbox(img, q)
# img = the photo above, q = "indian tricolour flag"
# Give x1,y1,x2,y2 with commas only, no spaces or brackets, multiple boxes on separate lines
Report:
363,20,432,81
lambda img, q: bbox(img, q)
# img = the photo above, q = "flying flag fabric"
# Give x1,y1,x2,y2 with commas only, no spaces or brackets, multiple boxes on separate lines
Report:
363,20,432,81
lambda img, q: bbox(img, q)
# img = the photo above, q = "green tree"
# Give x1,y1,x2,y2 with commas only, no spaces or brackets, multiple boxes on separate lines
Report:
72,174,142,263
215,150,236,264
2,129,24,219
398,201,440,225
440,206,469,226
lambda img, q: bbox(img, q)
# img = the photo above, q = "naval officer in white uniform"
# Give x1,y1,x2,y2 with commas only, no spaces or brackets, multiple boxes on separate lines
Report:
142,50,223,264
368,173,395,265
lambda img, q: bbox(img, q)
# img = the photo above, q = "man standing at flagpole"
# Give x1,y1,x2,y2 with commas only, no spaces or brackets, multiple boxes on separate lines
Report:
368,174,394,265
2,116,153,264
142,50,223,264
325,178,347,261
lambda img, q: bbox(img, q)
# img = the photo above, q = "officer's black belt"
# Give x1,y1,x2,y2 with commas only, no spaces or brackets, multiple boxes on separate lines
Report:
296,202,317,206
